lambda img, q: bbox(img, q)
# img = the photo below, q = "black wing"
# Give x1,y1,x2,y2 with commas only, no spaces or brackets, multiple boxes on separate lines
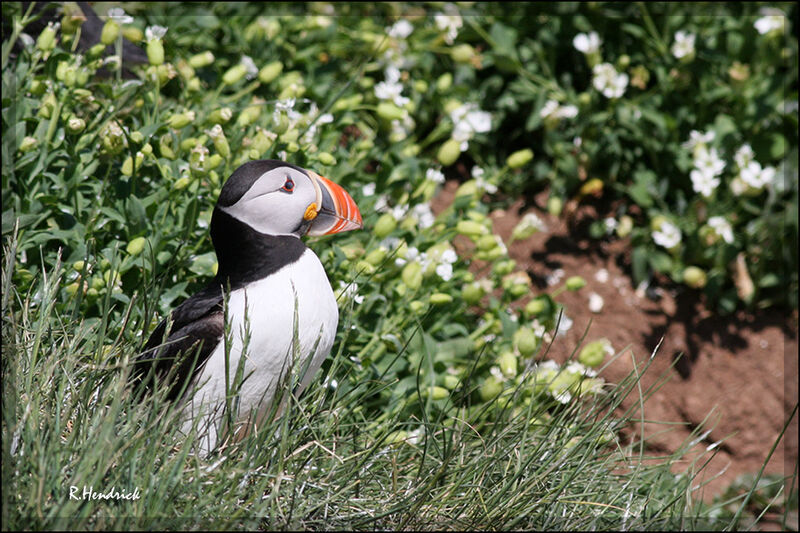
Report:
131,284,225,402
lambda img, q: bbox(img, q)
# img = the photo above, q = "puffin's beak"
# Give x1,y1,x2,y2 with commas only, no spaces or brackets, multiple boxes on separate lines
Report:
306,171,363,236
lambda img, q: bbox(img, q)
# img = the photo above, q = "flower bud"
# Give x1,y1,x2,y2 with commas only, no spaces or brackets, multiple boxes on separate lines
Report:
100,19,120,45
455,220,487,238
402,261,423,290
19,136,38,153
122,26,143,43
376,102,405,121
479,376,503,402
189,51,215,68
374,213,397,238
436,72,453,92
507,149,533,169
525,297,548,316
430,293,454,305
258,61,283,84
208,107,233,125
565,276,586,291
443,374,460,390
365,247,387,267
497,351,518,378
222,63,247,86
126,236,147,256
616,215,634,238
425,386,450,400
318,152,336,166
147,39,164,66
493,259,516,277
168,111,195,129
514,326,539,356
36,23,57,51
159,134,176,159
437,138,462,166
579,339,611,368
450,44,475,63
461,282,485,305
682,266,707,289
173,176,191,190
409,300,426,313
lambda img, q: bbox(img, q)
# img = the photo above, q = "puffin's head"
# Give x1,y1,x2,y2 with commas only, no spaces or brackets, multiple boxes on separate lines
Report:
215,160,362,237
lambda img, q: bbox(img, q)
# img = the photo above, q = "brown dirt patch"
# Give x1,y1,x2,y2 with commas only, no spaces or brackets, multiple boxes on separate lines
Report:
433,180,798,501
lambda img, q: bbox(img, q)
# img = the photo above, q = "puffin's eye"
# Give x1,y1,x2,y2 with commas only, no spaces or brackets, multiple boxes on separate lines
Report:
281,178,295,193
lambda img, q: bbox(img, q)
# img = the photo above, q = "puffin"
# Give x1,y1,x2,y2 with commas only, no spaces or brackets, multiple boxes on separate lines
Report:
131,159,362,450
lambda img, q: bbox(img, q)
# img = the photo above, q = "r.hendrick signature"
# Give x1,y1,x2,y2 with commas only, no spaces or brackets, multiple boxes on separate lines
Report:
69,485,141,501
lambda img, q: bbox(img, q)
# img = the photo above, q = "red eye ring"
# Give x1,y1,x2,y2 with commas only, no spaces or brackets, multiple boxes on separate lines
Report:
282,178,295,193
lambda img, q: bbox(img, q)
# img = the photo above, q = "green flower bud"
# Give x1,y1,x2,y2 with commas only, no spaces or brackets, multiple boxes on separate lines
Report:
461,282,485,305
507,148,534,169
355,260,375,275
579,339,611,368
88,43,106,58
385,430,408,445
616,215,634,238
493,259,516,277
258,61,283,84
413,79,429,93
318,152,336,166
208,107,233,125
455,220,487,238
436,72,453,92
36,23,57,51
126,236,147,256
207,153,223,170
376,102,405,121
374,213,397,238
174,176,191,190
443,374,460,390
437,138,462,166
251,128,276,155
683,266,707,289
72,260,85,272
159,134,176,159
147,39,164,66
565,276,586,291
450,44,475,63
513,326,539,356
430,293,454,305
222,63,247,86
476,234,499,252
168,111,196,130
19,136,38,153
425,386,450,400
338,244,364,261
547,196,563,216
409,300,426,313
498,351,518,378
402,261,423,290
189,51,215,68
91,276,105,290
122,26,143,43
365,247,387,266
101,19,120,45
479,376,503,402
524,297,548,316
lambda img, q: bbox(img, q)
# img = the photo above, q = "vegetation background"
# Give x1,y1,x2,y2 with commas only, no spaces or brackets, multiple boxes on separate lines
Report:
3,2,797,530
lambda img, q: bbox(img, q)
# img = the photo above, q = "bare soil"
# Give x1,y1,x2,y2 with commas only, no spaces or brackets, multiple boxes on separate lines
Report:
433,179,798,503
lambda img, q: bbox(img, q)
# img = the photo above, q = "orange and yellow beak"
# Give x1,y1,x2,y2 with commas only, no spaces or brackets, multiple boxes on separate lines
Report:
305,171,363,236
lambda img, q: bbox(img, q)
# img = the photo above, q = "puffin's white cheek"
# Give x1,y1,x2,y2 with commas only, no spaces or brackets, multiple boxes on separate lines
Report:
220,196,302,235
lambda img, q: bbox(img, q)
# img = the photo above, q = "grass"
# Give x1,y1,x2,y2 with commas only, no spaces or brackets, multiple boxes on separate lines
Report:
3,230,794,531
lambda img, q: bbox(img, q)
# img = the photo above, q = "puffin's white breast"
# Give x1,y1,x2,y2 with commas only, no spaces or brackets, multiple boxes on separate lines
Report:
185,248,338,436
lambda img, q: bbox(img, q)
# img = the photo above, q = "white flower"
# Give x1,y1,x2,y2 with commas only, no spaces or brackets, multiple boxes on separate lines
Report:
603,217,618,234
434,4,462,44
682,129,715,150
388,19,414,40
573,32,601,54
475,174,498,194
588,292,604,313
755,15,784,35
107,7,133,24
362,183,376,196
690,169,720,197
241,55,258,79
556,313,573,336
412,203,435,229
740,161,776,190
435,263,454,281
592,63,628,99
145,25,168,42
426,168,445,184
652,221,682,249
693,146,725,177
471,166,484,179
734,144,755,169
374,76,409,107
441,249,458,264
449,104,491,151
338,281,364,304
671,31,696,59
708,216,734,244
540,99,579,121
